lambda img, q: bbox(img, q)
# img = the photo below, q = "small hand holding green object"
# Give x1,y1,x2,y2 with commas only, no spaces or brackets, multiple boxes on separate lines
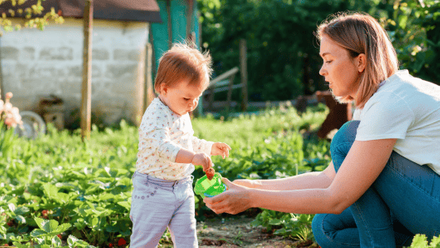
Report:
194,167,227,198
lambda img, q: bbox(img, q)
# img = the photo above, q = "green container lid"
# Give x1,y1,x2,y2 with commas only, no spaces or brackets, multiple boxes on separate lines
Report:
194,172,227,198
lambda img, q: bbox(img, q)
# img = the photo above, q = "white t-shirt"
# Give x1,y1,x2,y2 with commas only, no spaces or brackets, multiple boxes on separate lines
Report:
136,98,213,180
353,70,440,175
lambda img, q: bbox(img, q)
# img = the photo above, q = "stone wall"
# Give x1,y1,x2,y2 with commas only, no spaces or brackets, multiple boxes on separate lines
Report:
1,18,149,128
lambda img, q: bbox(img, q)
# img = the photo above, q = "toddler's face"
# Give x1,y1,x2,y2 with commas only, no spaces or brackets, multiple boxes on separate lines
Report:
159,81,204,115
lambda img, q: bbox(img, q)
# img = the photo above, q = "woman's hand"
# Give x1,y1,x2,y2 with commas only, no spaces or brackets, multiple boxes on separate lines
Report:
211,142,231,159
204,178,253,214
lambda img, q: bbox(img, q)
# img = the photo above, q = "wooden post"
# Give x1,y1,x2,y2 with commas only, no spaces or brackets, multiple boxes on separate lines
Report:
198,12,202,49
144,41,154,112
208,85,215,111
239,39,248,112
186,0,193,42
226,74,235,112
196,12,204,116
81,0,93,141
166,0,172,48
206,67,239,113
0,38,4,101
149,27,157,83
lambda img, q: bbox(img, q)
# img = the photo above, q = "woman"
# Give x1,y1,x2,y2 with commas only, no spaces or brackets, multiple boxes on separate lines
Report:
204,12,440,247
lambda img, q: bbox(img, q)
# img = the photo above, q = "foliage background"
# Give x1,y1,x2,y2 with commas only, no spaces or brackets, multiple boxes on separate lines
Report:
0,0,439,247
0,105,331,247
197,0,440,102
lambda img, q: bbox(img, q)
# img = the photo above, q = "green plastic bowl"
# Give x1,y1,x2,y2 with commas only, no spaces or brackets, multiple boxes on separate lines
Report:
194,172,227,198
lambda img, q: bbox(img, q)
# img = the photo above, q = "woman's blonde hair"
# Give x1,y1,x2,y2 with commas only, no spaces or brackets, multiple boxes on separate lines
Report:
317,12,398,108
154,43,212,94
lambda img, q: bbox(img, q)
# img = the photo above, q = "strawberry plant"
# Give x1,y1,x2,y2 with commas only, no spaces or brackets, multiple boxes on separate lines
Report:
251,210,315,242
409,234,440,248
0,104,332,246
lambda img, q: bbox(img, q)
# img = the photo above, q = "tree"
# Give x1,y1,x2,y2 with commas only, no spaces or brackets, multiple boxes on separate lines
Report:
0,0,64,35
386,0,440,84
197,0,396,101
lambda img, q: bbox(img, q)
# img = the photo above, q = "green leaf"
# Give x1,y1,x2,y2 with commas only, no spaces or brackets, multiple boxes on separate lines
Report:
6,233,16,240
52,235,62,246
430,236,440,247
410,234,428,247
30,229,47,237
42,183,59,199
56,192,72,204
14,206,30,215
274,228,288,235
12,242,30,248
268,219,282,225
8,203,16,212
74,218,86,230
99,194,115,201
0,225,7,236
67,235,79,245
34,217,46,230
117,201,131,210
56,223,72,233
105,225,119,233
37,219,60,233
68,235,93,247
89,217,98,228
14,215,26,224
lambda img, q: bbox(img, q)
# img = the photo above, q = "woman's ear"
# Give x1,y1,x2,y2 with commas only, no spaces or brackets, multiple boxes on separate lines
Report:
357,53,367,73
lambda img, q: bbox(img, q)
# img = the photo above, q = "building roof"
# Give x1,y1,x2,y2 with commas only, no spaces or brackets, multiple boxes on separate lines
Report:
0,0,162,23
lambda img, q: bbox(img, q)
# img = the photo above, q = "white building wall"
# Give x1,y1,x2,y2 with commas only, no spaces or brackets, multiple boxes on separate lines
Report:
1,18,148,127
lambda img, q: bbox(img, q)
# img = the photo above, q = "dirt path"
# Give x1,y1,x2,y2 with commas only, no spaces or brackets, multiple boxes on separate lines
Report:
158,216,318,247
196,216,318,248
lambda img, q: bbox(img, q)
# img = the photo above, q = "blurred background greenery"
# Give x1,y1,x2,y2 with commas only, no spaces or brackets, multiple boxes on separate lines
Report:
197,0,439,101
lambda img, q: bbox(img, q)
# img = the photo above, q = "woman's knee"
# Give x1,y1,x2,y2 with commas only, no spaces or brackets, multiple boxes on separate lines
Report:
312,211,360,248
330,121,360,152
330,120,360,171
312,214,331,247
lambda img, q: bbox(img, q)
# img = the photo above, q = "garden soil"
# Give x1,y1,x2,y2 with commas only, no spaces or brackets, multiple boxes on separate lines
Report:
195,217,318,248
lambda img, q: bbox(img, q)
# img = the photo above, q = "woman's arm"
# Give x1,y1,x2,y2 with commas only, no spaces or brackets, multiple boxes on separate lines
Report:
204,138,396,215
233,164,336,190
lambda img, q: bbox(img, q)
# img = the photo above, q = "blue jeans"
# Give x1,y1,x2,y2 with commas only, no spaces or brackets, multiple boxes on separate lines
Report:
312,121,440,248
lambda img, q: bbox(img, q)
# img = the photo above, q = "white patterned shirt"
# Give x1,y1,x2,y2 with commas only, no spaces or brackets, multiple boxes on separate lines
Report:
136,98,213,180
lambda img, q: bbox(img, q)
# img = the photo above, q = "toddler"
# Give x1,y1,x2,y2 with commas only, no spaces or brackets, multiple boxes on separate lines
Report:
130,43,231,248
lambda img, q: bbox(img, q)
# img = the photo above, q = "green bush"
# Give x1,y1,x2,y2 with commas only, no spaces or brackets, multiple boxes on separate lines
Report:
198,0,440,103
387,0,440,84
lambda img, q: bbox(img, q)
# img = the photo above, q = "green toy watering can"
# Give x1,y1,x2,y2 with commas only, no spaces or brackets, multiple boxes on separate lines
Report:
194,172,227,198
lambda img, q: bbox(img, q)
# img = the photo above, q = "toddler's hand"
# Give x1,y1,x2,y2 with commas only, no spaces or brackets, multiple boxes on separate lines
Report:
211,142,231,159
191,153,213,172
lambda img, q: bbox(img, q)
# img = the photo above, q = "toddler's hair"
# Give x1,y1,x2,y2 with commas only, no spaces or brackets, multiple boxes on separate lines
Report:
154,43,212,93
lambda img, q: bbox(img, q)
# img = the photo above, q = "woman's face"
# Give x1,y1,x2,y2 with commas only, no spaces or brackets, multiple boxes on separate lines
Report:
319,35,363,100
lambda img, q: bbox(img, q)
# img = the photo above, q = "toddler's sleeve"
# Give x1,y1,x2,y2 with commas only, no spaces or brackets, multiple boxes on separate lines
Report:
191,136,214,156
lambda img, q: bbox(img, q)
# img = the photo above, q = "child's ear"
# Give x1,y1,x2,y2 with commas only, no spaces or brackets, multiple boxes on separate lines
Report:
160,84,168,95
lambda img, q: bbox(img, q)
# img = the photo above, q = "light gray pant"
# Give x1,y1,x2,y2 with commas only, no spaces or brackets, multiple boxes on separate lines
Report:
130,171,198,248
